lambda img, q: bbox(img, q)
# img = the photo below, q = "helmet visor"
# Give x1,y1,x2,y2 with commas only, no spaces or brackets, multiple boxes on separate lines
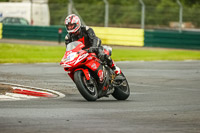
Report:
66,23,76,30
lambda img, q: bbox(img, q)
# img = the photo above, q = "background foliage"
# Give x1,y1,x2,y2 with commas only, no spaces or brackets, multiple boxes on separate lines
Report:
48,0,200,29
0,0,199,28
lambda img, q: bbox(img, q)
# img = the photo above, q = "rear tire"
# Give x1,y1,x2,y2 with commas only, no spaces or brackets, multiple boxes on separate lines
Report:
74,70,98,101
112,72,130,100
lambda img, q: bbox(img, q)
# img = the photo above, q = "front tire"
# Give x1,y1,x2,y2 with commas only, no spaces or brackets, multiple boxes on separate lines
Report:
74,70,98,101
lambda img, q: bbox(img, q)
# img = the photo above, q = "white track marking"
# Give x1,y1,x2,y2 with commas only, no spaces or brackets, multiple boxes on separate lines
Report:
0,82,65,101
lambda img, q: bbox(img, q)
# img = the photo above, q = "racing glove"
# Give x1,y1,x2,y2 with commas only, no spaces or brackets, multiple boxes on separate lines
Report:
87,47,98,53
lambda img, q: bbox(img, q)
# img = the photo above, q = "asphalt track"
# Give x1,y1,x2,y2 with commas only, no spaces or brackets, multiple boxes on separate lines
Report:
0,61,200,133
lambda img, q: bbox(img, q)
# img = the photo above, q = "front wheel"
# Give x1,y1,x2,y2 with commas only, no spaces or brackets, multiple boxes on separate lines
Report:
74,70,98,101
112,72,130,100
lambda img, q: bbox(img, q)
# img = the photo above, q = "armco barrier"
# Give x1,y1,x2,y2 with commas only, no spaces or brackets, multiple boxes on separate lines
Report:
92,27,144,46
2,24,67,41
144,30,200,49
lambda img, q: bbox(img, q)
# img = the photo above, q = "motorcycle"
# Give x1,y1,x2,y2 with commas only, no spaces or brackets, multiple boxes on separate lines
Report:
60,41,130,101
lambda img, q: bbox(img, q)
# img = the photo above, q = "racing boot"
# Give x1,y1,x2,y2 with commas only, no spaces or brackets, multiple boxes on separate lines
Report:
112,65,121,75
110,60,121,75
103,54,121,75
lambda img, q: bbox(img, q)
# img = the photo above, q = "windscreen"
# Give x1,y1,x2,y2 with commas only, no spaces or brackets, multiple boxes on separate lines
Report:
66,41,81,51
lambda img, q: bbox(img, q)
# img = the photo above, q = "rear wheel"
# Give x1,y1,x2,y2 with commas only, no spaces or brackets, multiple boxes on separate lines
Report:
112,72,130,100
74,70,98,101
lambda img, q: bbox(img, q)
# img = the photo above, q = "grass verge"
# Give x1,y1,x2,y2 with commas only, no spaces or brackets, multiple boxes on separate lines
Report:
0,43,200,63
0,43,65,63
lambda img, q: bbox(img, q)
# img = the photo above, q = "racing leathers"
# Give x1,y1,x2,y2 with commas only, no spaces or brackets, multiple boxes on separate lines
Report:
65,26,121,75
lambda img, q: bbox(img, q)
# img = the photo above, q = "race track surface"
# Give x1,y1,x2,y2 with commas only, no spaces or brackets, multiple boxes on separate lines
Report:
0,61,200,133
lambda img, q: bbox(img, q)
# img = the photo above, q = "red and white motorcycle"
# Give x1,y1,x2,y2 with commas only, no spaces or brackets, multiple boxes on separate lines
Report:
60,41,130,101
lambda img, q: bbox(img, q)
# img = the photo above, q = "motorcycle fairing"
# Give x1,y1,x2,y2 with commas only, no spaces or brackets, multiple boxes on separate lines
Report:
61,41,111,92
85,59,100,72
61,50,88,69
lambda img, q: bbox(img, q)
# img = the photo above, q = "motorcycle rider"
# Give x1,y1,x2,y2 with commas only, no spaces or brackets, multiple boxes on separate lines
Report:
64,14,121,75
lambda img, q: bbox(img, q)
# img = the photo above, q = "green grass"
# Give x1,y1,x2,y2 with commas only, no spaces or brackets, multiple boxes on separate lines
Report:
0,43,65,63
0,43,200,63
112,48,200,61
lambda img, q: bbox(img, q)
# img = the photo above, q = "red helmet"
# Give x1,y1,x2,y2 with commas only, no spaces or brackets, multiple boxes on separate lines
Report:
65,14,81,34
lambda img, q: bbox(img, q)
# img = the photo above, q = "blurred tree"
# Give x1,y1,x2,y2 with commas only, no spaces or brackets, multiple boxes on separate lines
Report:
181,0,200,6
48,0,200,28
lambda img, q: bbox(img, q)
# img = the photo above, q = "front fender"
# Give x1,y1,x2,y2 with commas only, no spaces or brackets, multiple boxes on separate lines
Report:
74,68,90,81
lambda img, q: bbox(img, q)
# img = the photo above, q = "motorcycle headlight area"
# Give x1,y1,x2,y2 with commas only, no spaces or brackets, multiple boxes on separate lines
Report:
63,52,78,62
